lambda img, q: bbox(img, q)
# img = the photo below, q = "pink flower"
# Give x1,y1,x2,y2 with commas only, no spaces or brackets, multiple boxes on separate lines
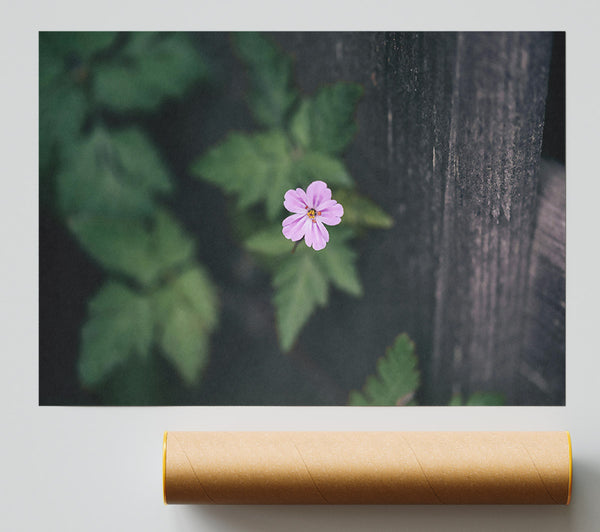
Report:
282,180,344,251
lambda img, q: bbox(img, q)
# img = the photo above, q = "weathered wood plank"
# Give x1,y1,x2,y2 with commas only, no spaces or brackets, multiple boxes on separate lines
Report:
278,32,557,404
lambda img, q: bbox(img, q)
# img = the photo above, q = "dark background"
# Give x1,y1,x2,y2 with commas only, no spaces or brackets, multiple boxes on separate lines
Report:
40,32,565,405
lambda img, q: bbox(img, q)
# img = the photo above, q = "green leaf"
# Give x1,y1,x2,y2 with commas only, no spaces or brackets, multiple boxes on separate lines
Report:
270,229,362,350
289,99,311,148
191,130,295,221
245,225,291,256
68,209,195,287
316,230,362,296
78,282,153,388
40,31,117,61
349,333,420,406
232,32,298,128
292,152,353,188
39,82,87,173
94,32,206,112
273,253,329,351
39,39,88,172
448,392,505,406
290,83,363,154
334,189,393,229
111,128,173,195
153,267,219,384
57,127,172,218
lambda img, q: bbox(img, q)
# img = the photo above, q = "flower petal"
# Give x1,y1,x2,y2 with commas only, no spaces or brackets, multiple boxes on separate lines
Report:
319,201,344,226
282,213,307,241
284,188,308,214
304,219,329,250
316,219,329,244
303,218,314,248
306,180,332,210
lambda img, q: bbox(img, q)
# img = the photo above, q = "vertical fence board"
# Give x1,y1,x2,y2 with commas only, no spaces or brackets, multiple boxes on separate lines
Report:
278,32,556,404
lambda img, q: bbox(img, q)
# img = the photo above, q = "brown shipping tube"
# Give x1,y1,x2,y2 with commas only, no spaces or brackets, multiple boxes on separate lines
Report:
163,431,572,505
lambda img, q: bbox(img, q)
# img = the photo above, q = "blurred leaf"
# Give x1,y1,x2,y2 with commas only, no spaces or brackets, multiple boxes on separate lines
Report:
315,230,362,296
39,82,87,173
111,128,173,194
349,334,420,406
57,127,172,218
94,351,169,406
246,225,291,256
289,99,311,148
292,152,353,187
68,210,195,287
153,267,219,384
40,31,117,61
78,282,152,388
290,83,363,154
273,253,329,352
334,189,393,229
448,392,505,406
39,40,88,172
232,32,298,128
191,130,296,220
272,232,361,351
94,32,206,112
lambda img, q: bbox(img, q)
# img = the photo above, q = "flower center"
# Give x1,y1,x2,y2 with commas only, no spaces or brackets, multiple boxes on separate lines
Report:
307,208,317,219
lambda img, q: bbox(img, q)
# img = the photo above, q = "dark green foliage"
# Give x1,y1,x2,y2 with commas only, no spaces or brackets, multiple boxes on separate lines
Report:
192,130,293,220
39,35,89,173
274,237,363,351
448,392,506,406
79,282,153,387
41,32,117,61
348,333,505,406
245,226,362,351
152,267,219,385
93,32,207,112
191,32,387,353
290,84,364,154
57,127,172,218
40,32,218,398
68,210,195,287
349,334,420,406
334,189,394,229
273,252,329,352
232,32,298,127
245,225,292,256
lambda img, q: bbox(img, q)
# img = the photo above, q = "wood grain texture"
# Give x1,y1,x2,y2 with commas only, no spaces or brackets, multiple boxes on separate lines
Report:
277,32,559,404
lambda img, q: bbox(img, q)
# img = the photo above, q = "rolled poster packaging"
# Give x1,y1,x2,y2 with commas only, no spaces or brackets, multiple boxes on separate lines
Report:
163,431,572,505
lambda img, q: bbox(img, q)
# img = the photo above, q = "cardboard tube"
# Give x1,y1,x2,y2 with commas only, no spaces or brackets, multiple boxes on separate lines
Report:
163,431,572,505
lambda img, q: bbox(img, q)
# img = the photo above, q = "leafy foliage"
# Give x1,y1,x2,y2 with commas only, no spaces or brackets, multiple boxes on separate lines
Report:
40,32,218,399
192,130,293,220
41,32,117,61
448,392,505,406
79,282,153,387
231,32,298,128
58,127,172,218
68,209,195,287
334,189,394,229
349,333,505,406
349,334,420,406
153,268,219,384
39,35,88,172
191,32,390,352
290,84,364,154
94,32,207,112
245,226,362,351
245,225,293,256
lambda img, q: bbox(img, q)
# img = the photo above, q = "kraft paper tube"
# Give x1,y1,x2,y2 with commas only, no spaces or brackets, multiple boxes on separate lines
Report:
163,431,572,505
